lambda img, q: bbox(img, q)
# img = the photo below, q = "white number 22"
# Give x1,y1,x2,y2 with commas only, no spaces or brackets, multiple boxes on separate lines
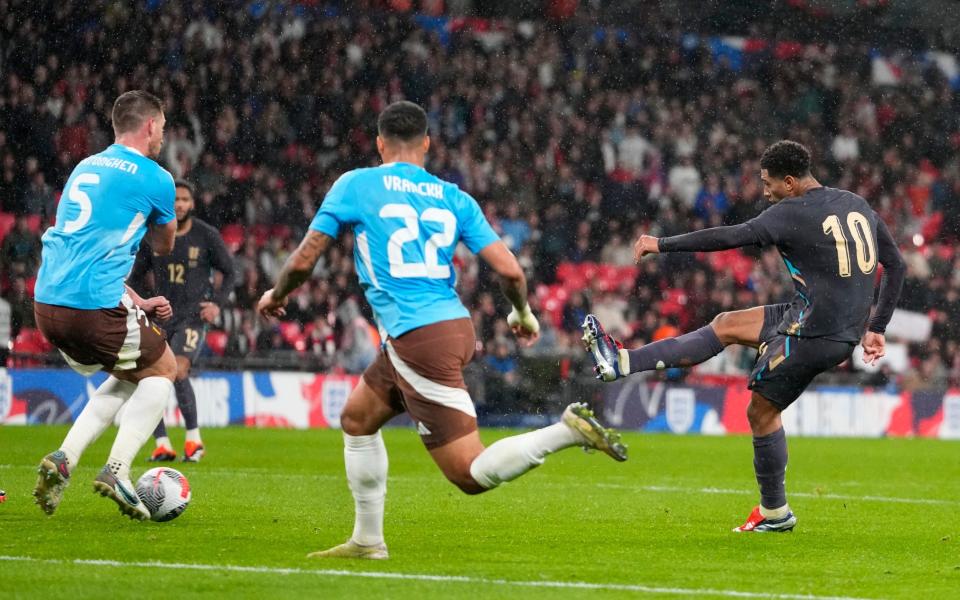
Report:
379,203,456,279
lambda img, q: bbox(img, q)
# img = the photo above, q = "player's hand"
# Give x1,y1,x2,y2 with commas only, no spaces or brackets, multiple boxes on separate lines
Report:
633,235,660,263
257,288,287,319
199,301,221,324
141,296,173,322
507,304,540,347
861,331,886,366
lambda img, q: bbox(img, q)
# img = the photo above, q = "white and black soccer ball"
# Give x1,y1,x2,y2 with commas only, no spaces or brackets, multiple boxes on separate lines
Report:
136,467,191,522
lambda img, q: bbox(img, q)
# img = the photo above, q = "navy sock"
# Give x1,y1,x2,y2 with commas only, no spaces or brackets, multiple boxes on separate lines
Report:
625,325,725,373
175,378,199,430
152,418,168,439
753,427,788,509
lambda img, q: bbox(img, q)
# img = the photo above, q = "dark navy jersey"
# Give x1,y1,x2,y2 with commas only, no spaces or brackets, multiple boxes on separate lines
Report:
130,218,235,325
660,187,906,343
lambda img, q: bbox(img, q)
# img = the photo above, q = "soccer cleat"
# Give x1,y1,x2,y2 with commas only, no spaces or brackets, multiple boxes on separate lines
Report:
561,402,628,462
307,539,389,560
92,466,151,521
581,314,630,382
733,506,797,532
148,446,177,462
0,489,6,503
182,441,205,463
33,450,71,515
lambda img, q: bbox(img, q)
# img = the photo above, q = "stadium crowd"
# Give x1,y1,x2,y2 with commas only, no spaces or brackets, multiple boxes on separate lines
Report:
1,1,960,391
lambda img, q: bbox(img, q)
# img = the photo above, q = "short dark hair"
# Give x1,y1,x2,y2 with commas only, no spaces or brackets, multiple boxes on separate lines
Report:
760,140,812,179
377,101,428,142
111,90,164,135
174,179,195,196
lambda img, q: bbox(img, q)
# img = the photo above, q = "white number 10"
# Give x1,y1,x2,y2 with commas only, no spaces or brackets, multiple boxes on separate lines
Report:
379,203,457,279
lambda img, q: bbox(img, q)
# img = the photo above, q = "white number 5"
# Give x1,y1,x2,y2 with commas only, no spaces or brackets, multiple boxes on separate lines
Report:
63,173,99,233
379,203,457,279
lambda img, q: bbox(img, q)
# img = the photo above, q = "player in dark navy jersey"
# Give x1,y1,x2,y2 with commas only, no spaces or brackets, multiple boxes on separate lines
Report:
583,140,907,533
130,180,235,463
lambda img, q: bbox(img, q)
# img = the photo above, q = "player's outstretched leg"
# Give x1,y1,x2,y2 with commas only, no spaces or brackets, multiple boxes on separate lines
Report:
582,314,724,381
33,376,136,515
467,402,626,491
734,392,796,532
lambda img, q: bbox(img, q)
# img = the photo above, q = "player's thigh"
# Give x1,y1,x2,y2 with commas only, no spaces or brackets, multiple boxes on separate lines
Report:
114,343,177,384
712,305,771,348
341,374,402,436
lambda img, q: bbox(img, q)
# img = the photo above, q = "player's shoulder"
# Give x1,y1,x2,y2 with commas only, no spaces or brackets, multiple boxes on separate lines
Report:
190,217,220,237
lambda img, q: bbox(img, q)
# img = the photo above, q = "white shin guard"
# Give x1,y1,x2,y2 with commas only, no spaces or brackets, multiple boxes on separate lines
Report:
60,376,137,469
344,431,388,546
469,422,580,489
108,376,173,480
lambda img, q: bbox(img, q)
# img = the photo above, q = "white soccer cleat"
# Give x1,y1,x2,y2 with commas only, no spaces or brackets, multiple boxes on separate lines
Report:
561,402,628,462
93,466,151,521
307,539,389,560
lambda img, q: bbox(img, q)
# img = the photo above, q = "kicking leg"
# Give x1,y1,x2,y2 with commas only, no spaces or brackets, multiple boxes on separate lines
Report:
583,307,766,381
308,378,399,560
434,403,627,495
93,346,177,521
34,376,136,515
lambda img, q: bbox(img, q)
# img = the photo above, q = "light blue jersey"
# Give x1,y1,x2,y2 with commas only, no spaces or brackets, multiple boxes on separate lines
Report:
35,144,175,309
310,162,499,338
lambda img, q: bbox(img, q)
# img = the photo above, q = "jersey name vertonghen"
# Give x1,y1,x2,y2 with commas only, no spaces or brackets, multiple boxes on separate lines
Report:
309,162,499,338
36,144,175,309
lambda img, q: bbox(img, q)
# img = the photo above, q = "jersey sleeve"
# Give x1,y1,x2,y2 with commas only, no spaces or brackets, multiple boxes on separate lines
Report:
743,202,790,246
207,225,237,306
309,172,359,238
456,190,500,254
149,169,176,226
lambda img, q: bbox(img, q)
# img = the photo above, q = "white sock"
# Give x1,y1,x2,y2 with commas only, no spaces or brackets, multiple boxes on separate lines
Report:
344,431,388,546
60,377,136,470
155,436,172,450
108,377,174,481
469,422,580,489
185,429,202,443
760,503,791,520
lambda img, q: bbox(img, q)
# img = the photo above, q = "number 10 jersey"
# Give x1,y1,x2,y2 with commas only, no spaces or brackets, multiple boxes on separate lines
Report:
309,161,500,338
36,144,176,310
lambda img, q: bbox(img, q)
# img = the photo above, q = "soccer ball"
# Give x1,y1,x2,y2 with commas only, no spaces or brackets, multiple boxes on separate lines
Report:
135,467,191,522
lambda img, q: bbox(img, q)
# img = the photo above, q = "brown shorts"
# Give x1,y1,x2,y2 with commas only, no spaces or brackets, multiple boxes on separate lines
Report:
362,318,477,449
35,294,167,376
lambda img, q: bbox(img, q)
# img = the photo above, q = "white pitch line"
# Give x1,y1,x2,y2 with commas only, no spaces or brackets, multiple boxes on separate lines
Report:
593,483,960,506
0,463,955,506
0,555,879,600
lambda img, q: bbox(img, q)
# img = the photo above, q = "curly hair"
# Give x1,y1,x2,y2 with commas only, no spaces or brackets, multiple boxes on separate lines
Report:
760,140,811,179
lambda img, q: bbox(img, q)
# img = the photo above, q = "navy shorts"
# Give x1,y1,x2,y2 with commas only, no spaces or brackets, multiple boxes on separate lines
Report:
165,320,206,363
748,304,856,410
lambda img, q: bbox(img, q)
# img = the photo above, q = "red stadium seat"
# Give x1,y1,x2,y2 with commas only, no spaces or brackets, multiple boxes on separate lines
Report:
0,212,14,242
252,224,271,247
25,214,41,233
278,321,302,347
205,330,228,356
12,328,53,366
220,224,245,252
25,276,36,296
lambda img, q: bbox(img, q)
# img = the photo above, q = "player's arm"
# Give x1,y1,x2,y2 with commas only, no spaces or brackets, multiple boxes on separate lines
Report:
257,230,333,318
862,219,906,365
478,241,540,347
145,221,176,256
634,223,762,261
200,229,239,324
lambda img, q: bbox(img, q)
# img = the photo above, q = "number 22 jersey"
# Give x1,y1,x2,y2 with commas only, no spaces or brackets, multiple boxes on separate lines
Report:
35,144,176,310
309,162,500,338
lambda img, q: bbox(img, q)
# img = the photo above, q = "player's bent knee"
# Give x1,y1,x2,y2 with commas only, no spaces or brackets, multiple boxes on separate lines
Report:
443,469,486,495
340,408,377,436
710,312,735,344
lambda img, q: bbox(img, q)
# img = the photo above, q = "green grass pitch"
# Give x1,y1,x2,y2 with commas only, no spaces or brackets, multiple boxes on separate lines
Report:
0,425,957,599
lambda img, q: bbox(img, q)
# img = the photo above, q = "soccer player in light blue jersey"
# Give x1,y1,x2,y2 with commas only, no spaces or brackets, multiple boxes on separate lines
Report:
258,101,628,559
32,91,180,521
